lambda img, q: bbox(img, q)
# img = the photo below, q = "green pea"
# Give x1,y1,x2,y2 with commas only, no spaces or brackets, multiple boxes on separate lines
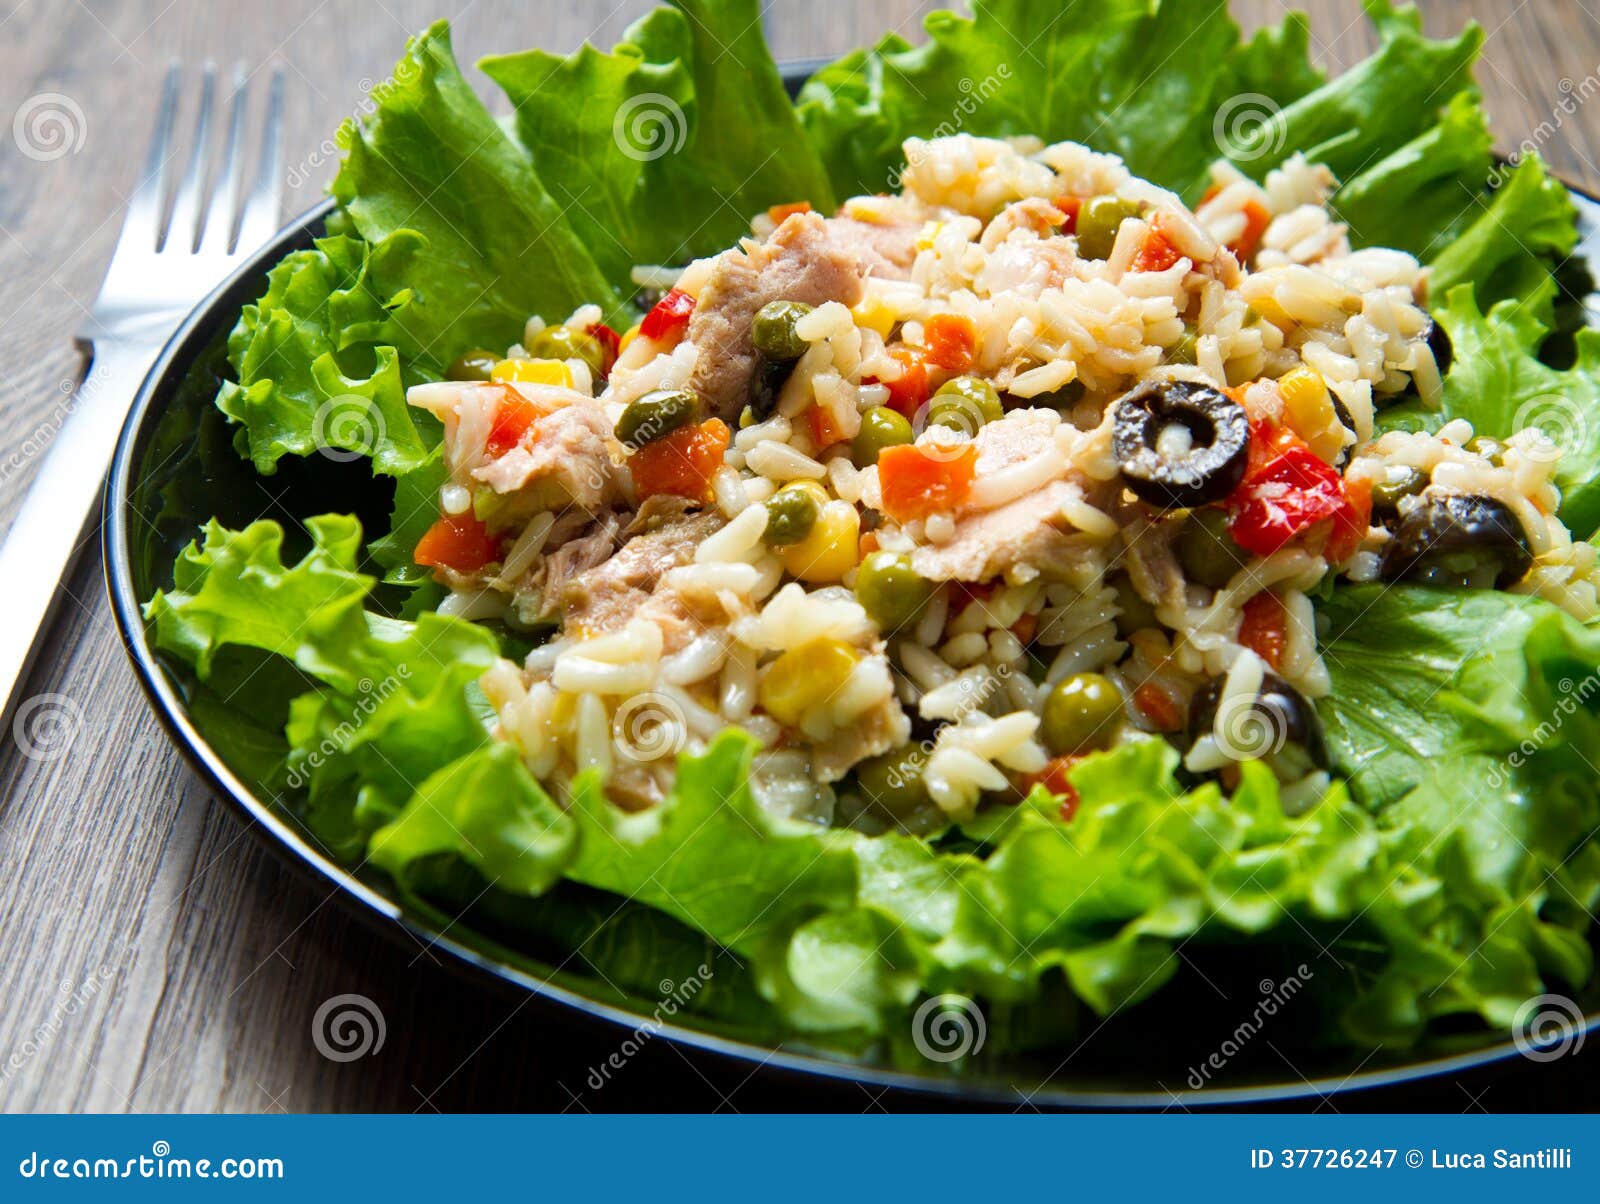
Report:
853,745,932,824
1041,672,1124,756
929,376,1003,433
763,485,821,546
1111,573,1160,637
1177,506,1250,589
1076,195,1141,260
855,550,933,631
446,348,500,382
529,325,606,376
852,406,914,466
616,388,698,448
1166,330,1198,365
751,300,815,361
1370,465,1429,516
1466,435,1507,466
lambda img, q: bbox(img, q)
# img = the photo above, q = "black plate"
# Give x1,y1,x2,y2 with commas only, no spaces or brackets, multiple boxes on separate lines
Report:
103,74,1600,1105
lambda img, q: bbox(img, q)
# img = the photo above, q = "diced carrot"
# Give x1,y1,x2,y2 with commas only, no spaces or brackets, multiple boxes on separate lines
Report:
1238,591,1288,671
807,403,849,450
1027,754,1083,821
767,201,813,224
628,417,731,503
1130,214,1185,273
483,387,547,459
1134,683,1183,732
1200,183,1223,206
1229,198,1271,263
867,344,931,418
922,314,976,372
1010,613,1038,645
877,443,977,522
415,512,501,575
858,530,881,559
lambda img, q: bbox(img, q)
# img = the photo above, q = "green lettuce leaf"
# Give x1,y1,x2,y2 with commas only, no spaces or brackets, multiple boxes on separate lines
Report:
483,0,836,291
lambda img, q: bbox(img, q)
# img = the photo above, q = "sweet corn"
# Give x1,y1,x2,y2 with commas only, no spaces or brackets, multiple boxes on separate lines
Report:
1247,295,1292,331
1278,366,1346,464
915,221,945,251
758,638,858,727
618,322,643,354
852,294,897,339
491,357,573,388
779,499,859,583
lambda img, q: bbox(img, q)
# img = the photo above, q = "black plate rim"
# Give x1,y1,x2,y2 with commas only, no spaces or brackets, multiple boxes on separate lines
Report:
101,178,1600,1111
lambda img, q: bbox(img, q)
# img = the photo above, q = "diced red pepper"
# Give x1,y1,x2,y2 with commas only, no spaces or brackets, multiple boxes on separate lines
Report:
877,443,977,522
1054,195,1082,235
639,288,695,342
922,314,976,372
766,201,812,224
1130,214,1185,273
1133,683,1183,732
483,387,547,460
628,417,731,503
1229,199,1272,263
867,344,931,418
1325,475,1373,564
415,512,501,575
1227,444,1347,557
1238,591,1288,671
587,322,621,375
1028,755,1083,822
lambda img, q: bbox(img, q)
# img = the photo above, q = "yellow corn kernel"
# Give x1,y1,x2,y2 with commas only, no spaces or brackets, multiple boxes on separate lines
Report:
1278,366,1346,464
549,690,577,732
1247,295,1292,331
779,499,858,583
758,638,859,727
852,294,897,339
915,221,945,251
491,357,573,387
618,322,643,354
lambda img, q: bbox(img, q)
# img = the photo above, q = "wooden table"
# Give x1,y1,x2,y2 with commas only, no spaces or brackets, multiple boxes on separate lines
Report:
2,0,1597,1113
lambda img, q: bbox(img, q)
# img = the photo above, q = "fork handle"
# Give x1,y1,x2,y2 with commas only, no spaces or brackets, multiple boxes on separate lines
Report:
0,342,163,743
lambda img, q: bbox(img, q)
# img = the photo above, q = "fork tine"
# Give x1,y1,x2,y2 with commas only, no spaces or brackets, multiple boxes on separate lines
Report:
199,64,249,257
236,65,285,252
115,62,180,256
164,62,216,252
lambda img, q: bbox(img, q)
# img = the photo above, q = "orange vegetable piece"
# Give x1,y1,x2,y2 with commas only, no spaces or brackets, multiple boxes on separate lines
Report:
869,344,931,418
922,314,976,372
1133,683,1183,732
767,201,813,224
415,512,501,575
808,403,849,450
1028,754,1083,822
628,417,731,503
877,443,977,522
1325,476,1373,564
1230,198,1272,263
1238,591,1288,671
483,386,547,459
1130,214,1185,273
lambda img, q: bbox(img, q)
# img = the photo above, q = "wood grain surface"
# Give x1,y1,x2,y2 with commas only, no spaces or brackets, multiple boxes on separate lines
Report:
2,0,1598,1114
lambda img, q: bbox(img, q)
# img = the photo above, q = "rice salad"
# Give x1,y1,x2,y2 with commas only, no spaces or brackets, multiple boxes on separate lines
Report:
404,133,1600,833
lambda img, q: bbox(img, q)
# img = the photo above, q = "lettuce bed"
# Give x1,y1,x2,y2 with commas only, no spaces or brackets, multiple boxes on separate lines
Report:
142,0,1600,1067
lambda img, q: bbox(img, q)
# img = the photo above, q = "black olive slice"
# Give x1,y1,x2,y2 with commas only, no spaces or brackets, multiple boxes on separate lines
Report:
1111,379,1250,509
1188,670,1329,777
1380,493,1533,589
1426,317,1452,376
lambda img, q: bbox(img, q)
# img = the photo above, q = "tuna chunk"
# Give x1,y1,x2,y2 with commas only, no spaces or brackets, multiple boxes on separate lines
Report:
473,396,623,513
687,213,866,420
520,510,625,622
824,216,920,281
911,480,1095,583
561,499,724,636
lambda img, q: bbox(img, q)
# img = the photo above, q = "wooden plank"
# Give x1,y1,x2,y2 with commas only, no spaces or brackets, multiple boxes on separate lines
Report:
0,1,1595,1113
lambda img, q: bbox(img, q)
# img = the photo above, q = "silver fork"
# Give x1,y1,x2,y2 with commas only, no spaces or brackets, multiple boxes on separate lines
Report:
0,62,285,736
